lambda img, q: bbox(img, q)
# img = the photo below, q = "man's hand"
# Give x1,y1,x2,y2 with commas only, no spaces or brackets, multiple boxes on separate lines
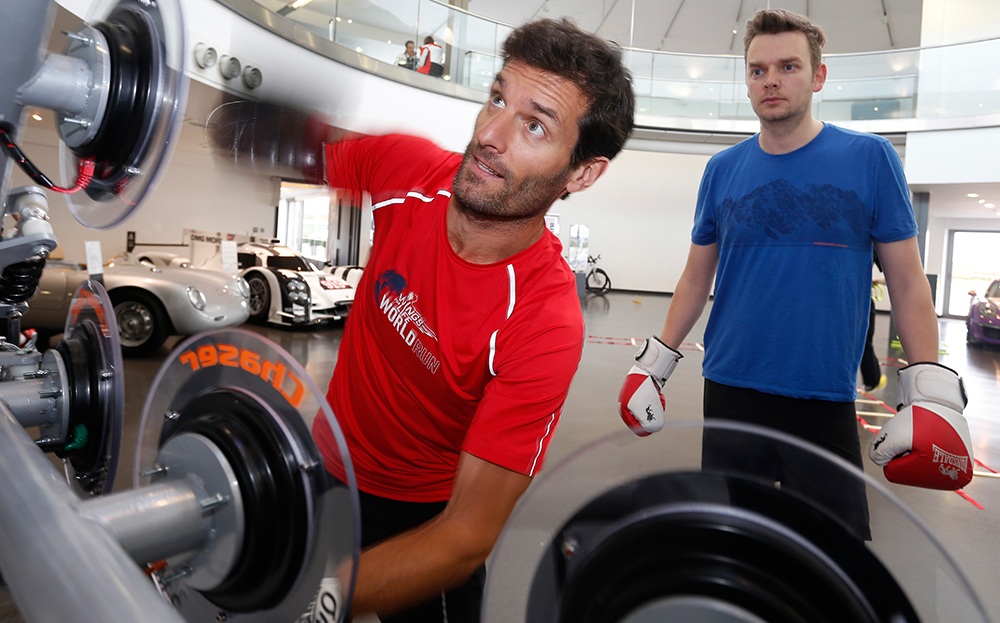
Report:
868,363,973,490
206,100,330,183
618,336,682,436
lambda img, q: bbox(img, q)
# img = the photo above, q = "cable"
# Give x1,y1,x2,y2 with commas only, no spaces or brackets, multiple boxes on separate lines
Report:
0,126,95,194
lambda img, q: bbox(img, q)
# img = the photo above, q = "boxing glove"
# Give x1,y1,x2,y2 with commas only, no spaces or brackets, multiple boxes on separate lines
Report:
207,100,331,184
868,362,973,490
618,336,682,436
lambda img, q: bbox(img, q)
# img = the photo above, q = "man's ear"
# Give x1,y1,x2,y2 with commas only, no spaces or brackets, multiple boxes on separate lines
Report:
566,157,610,194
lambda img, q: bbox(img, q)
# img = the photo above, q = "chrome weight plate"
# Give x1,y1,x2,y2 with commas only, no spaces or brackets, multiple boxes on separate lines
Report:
56,279,124,496
58,0,187,228
135,328,359,622
484,421,989,623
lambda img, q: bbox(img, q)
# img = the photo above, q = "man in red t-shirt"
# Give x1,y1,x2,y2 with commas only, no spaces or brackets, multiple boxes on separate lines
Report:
210,18,634,622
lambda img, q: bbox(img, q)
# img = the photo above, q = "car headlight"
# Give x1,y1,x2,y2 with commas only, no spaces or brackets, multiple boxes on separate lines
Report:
980,302,997,319
237,277,250,299
288,280,307,292
186,286,207,311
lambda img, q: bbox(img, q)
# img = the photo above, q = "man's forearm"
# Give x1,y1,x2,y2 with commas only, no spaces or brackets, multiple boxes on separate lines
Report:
890,285,939,363
660,244,717,349
350,516,486,617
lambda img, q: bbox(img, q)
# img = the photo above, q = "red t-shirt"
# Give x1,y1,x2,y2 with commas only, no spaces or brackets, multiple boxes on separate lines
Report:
312,134,585,502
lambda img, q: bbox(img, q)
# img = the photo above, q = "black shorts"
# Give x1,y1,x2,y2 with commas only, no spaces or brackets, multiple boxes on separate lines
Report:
357,488,484,623
701,379,871,540
428,63,444,77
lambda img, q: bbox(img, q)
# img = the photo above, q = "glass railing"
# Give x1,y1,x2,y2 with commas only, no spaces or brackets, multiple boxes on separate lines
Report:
245,0,1000,126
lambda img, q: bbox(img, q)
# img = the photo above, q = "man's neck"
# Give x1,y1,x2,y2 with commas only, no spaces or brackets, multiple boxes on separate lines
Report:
758,116,824,155
446,199,547,265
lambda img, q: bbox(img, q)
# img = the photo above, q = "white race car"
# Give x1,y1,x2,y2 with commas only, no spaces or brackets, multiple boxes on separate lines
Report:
214,243,355,326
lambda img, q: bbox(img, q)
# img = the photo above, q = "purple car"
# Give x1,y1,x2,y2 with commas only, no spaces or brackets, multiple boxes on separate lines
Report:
967,279,1000,346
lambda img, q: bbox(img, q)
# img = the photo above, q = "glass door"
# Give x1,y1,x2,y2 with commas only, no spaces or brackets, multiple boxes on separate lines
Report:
944,230,1000,317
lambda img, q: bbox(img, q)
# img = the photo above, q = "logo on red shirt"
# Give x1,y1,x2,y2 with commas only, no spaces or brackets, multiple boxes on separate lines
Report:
375,270,441,374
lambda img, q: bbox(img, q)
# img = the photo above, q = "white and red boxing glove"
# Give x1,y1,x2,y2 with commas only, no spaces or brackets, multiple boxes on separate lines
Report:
868,362,973,490
618,336,682,436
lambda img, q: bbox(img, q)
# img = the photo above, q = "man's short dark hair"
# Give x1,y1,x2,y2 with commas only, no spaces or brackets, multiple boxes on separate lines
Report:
424,35,434,44
405,40,414,47
744,9,826,73
502,18,634,167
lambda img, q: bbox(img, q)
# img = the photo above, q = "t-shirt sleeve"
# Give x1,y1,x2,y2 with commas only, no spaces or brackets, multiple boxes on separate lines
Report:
691,157,719,245
870,138,918,243
325,134,454,200
461,301,584,478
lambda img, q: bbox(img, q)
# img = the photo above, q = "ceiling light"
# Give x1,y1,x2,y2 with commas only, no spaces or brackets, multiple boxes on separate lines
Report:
31,114,42,121
874,107,879,111
347,19,352,23
356,47,362,52
732,29,738,34
979,199,986,204
335,16,341,21
968,193,979,197
986,203,995,208
290,0,314,8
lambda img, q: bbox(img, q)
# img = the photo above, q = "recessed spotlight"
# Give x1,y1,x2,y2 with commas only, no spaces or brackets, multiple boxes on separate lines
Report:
968,193,979,197
874,107,879,111
443,75,451,81
986,203,995,208
347,19,352,23
356,47,362,52
31,114,42,121
979,199,986,204
837,85,842,89
732,29,737,34
335,16,341,21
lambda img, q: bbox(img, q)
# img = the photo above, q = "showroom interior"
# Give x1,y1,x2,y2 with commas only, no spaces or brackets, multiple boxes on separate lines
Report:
2,0,1000,621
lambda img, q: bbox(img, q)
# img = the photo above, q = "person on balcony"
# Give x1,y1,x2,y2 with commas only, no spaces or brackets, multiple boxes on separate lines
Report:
416,35,445,77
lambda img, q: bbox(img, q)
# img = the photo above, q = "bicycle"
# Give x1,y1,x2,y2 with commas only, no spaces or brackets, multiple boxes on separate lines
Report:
585,254,611,295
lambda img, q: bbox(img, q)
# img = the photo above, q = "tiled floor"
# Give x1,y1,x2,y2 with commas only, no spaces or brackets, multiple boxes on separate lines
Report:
2,291,999,621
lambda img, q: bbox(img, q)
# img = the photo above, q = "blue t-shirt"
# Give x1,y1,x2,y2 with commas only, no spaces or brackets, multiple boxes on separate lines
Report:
692,123,917,401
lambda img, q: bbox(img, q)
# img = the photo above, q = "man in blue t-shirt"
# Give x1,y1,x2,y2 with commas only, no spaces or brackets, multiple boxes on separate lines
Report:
618,8,973,538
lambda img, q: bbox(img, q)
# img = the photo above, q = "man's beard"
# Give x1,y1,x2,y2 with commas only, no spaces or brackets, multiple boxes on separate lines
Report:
752,95,810,126
452,142,571,220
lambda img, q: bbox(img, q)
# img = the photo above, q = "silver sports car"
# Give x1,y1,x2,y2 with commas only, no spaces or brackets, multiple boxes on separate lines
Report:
24,254,250,357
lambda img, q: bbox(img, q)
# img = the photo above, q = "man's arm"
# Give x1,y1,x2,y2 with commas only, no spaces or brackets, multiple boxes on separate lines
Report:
660,242,719,348
874,237,938,362
869,236,974,490
350,452,531,618
619,242,717,435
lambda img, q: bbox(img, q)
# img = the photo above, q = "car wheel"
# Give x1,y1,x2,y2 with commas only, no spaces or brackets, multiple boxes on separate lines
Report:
111,291,169,357
247,275,271,323
966,319,981,346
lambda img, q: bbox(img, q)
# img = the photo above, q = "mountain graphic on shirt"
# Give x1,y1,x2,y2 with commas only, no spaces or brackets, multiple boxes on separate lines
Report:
719,178,869,243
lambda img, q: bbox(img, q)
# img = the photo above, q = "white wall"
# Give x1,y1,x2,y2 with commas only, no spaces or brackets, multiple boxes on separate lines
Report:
550,148,710,293
905,128,1000,186
9,121,277,262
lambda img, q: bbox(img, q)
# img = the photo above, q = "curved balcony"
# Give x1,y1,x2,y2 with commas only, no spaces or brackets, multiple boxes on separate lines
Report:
225,0,1000,135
